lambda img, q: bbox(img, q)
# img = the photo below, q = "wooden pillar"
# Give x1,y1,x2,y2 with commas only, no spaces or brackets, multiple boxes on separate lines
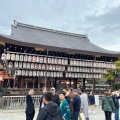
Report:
45,50,48,87
93,78,96,94
47,78,50,89
70,79,71,87
74,79,77,89
83,78,86,89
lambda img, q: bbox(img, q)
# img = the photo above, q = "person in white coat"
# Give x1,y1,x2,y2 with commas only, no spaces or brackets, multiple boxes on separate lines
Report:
80,88,89,120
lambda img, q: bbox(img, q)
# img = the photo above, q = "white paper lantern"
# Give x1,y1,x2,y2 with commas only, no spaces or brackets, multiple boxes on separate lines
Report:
33,71,36,76
6,53,11,60
36,56,40,62
44,57,46,63
37,71,39,76
51,58,54,64
58,58,62,64
11,54,15,61
27,63,30,69
8,62,13,68
32,56,36,62
40,57,44,63
23,55,28,62
53,65,55,70
20,55,24,61
19,62,23,68
14,62,19,68
29,71,32,76
1,53,6,61
23,62,27,69
35,64,38,69
48,57,51,63
51,72,53,77
54,58,57,64
25,70,29,76
42,64,45,70
18,70,21,76
22,70,25,76
57,72,60,77
28,56,32,62
31,63,35,69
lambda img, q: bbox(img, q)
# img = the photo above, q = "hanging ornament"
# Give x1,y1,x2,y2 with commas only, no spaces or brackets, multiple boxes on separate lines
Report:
11,54,15,61
40,57,44,63
31,63,35,69
27,63,30,69
23,62,27,69
32,56,36,62
1,53,6,61
20,55,24,61
19,62,23,68
6,53,11,60
14,62,19,68
23,55,28,62
28,56,32,62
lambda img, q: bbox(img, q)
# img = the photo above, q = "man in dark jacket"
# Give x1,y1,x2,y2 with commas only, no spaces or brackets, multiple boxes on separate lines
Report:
25,89,35,120
112,91,120,120
39,87,47,111
50,87,60,106
36,91,64,120
72,89,81,120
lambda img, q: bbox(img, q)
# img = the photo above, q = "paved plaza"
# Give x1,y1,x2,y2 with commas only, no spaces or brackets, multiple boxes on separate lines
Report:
0,106,118,120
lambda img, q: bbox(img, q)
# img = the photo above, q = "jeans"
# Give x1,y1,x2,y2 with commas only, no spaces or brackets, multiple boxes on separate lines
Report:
86,118,89,120
73,111,79,120
115,108,119,120
104,111,112,120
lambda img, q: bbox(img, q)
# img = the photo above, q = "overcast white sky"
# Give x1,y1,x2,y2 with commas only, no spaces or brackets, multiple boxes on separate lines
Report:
0,0,120,51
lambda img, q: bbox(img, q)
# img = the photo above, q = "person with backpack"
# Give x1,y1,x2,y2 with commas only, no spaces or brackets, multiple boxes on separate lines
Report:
102,91,115,120
112,91,120,120
36,91,64,120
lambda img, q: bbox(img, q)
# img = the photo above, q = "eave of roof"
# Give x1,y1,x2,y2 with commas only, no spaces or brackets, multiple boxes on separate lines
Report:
0,21,120,57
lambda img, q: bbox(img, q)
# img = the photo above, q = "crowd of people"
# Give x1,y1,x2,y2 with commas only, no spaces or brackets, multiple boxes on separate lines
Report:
25,87,120,120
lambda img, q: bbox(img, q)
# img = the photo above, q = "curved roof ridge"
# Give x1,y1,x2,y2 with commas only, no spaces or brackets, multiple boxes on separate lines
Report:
13,20,87,39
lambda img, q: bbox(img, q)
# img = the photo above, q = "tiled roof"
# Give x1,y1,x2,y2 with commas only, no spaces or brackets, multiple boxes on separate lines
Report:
0,21,119,55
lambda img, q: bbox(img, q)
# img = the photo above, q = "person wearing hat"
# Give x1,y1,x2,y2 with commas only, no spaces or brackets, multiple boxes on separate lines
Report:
72,89,81,120
50,87,60,106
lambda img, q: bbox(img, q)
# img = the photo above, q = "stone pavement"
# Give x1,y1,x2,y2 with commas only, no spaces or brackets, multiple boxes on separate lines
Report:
0,106,117,120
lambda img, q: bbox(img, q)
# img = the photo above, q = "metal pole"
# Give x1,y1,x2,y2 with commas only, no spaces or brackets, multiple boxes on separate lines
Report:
45,50,48,87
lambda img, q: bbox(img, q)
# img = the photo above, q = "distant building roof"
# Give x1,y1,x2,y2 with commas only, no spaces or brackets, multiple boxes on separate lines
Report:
0,20,120,56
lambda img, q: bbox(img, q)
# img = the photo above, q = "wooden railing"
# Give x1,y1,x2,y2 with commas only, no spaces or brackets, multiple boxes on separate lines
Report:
0,95,104,110
2,88,43,96
0,95,41,110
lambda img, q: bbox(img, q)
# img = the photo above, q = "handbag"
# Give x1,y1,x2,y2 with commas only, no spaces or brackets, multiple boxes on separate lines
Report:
78,113,85,120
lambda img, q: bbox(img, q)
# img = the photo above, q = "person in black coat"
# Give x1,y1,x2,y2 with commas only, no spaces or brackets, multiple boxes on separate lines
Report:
36,91,64,120
25,89,35,120
39,87,47,111
88,91,95,114
50,87,60,106
72,89,81,120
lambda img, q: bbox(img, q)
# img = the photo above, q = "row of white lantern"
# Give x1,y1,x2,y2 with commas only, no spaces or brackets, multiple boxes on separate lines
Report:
8,62,66,71
70,60,93,67
65,73,102,78
70,59,115,69
1,53,68,65
67,67,107,74
93,62,116,69
15,70,63,77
